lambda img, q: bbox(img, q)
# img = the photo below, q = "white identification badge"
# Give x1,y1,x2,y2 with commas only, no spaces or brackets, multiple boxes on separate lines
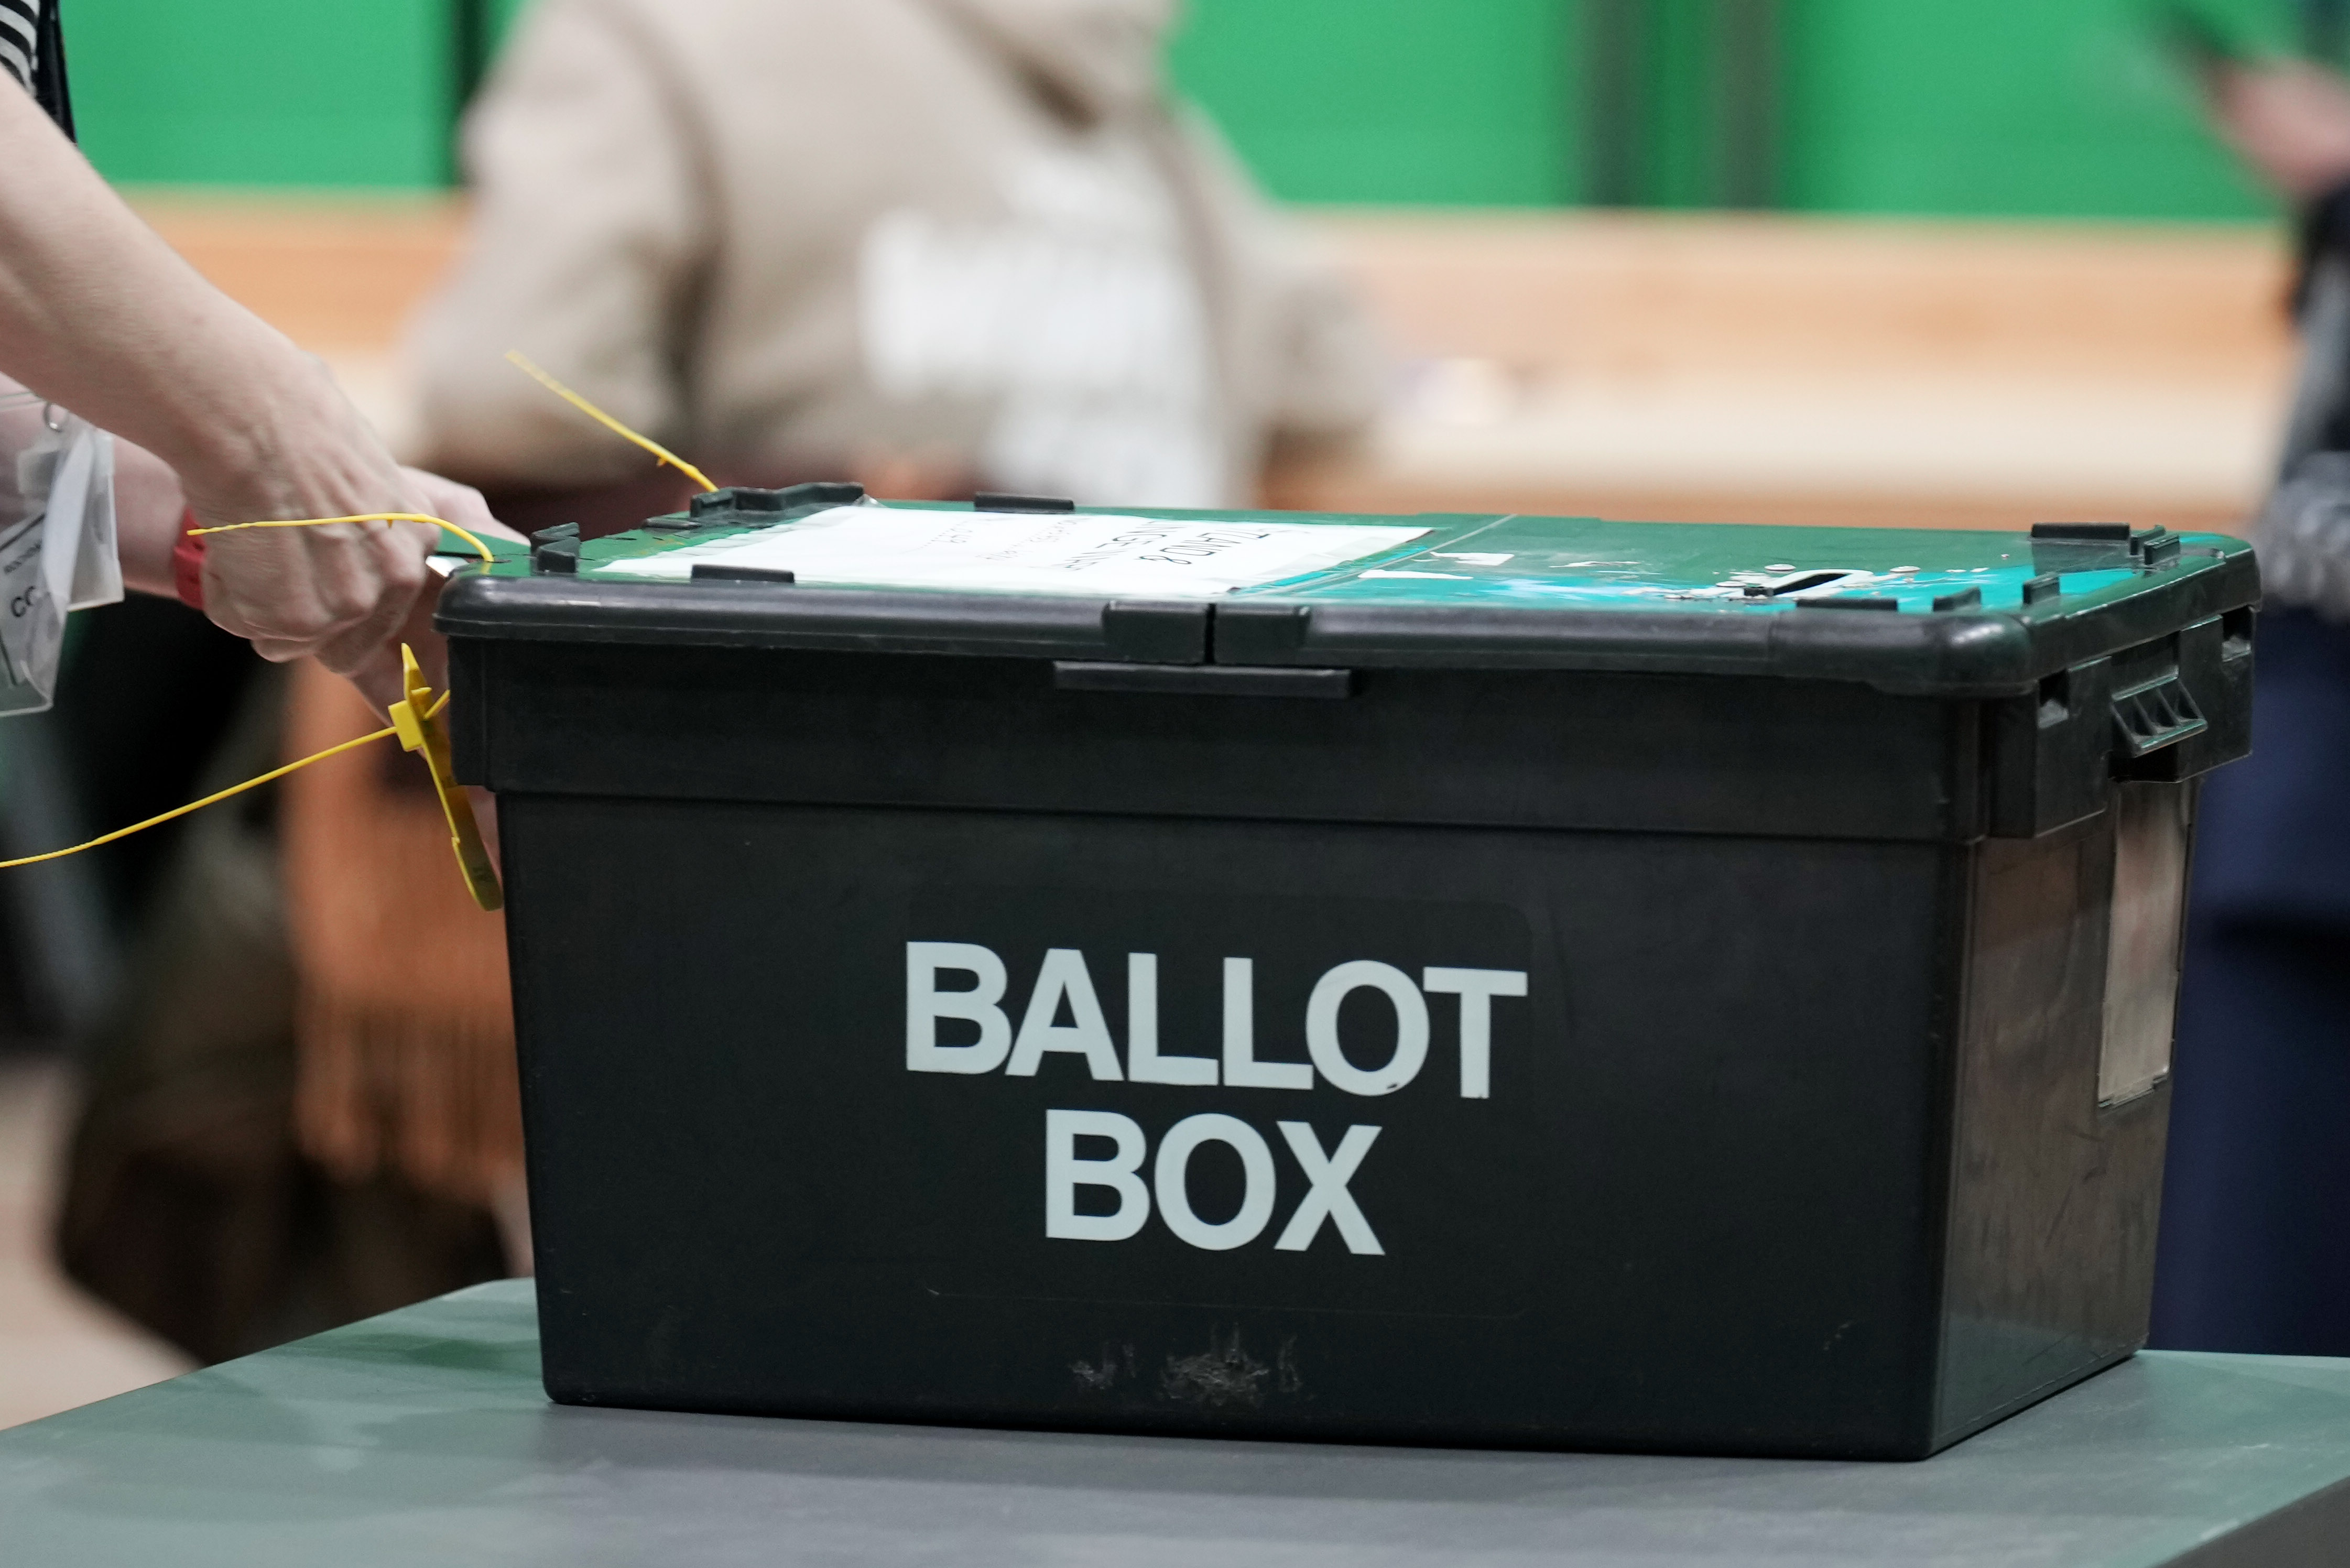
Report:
1,389,124,716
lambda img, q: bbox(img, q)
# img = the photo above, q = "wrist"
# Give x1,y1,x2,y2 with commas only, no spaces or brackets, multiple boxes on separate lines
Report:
159,348,330,507
170,354,395,525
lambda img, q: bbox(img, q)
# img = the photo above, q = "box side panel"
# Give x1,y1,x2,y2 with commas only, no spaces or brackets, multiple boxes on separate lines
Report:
504,797,1952,1458
1934,790,2179,1445
459,641,1984,843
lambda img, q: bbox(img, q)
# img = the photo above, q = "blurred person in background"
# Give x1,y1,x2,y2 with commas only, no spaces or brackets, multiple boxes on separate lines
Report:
279,0,1384,1250
2151,49,2350,1356
406,0,1381,530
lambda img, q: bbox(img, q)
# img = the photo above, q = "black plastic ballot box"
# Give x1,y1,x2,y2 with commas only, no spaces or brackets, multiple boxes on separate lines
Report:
439,491,2257,1461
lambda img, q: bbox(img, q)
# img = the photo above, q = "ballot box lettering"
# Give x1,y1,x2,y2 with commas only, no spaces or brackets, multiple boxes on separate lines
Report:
877,893,1540,1320
445,492,2255,1460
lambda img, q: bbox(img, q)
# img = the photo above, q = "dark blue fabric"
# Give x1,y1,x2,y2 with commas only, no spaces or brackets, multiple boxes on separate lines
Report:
2190,609,2350,927
2151,608,2350,1355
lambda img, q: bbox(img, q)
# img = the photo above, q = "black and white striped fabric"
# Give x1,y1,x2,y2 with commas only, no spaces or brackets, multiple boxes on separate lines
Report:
2,0,70,137
0,0,39,93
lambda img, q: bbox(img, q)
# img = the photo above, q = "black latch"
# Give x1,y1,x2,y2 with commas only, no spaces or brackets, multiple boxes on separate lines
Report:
1102,602,1209,665
1213,603,1313,663
531,522,581,575
1797,595,1901,612
2031,521,2134,574
685,482,864,524
1931,586,1983,612
2112,673,2208,759
689,488,776,520
690,563,797,584
973,493,1075,514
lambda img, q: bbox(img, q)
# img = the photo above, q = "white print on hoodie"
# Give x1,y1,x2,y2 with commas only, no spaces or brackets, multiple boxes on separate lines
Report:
861,141,1224,508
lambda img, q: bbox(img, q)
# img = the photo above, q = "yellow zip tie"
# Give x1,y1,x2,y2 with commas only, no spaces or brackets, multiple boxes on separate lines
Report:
505,349,719,493
189,513,499,564
0,721,401,870
388,644,503,911
0,675,486,914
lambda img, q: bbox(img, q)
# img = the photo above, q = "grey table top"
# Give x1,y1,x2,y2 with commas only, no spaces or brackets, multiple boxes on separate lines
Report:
3,1282,2348,1567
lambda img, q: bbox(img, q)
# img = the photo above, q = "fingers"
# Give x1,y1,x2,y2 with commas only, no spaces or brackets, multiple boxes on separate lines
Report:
401,466,530,546
201,516,432,661
307,522,436,680
189,464,507,711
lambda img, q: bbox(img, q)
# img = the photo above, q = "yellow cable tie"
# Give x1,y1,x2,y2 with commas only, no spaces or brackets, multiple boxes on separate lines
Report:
3,681,472,888
188,513,498,565
504,349,719,493
0,723,399,871
388,643,503,912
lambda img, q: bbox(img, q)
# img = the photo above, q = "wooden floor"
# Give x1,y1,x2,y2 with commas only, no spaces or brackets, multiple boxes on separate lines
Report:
126,195,2298,531
0,1059,189,1431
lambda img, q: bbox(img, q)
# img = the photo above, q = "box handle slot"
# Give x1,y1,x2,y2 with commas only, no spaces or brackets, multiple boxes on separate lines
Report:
2111,674,2207,759
1054,662,1353,699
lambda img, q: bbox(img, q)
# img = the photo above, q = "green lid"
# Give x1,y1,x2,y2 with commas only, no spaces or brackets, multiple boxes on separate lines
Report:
439,489,2257,699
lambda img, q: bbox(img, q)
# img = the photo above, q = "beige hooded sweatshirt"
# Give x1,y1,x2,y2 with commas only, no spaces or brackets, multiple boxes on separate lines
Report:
406,0,1381,509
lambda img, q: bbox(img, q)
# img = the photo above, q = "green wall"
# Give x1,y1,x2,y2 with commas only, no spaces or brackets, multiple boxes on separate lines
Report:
70,0,451,187
56,0,2304,220
1776,0,2285,220
1163,0,1577,206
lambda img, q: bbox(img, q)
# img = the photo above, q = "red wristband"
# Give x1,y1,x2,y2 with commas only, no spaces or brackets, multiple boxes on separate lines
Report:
172,509,206,611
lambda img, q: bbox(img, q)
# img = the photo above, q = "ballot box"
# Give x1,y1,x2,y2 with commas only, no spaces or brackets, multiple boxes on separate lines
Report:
439,487,2257,1461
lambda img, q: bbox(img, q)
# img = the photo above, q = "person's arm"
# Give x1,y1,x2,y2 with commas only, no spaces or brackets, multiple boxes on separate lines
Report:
110,438,184,600
2206,60,2350,201
0,81,438,707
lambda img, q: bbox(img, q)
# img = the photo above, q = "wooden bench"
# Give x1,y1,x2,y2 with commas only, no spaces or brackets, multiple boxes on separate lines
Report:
134,196,2296,532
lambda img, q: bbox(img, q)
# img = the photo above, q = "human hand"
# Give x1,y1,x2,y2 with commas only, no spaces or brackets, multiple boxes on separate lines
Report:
338,468,525,711
184,357,440,682
2207,60,2350,201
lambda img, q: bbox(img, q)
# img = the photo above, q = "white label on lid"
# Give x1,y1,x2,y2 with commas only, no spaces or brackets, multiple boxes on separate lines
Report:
596,506,1430,598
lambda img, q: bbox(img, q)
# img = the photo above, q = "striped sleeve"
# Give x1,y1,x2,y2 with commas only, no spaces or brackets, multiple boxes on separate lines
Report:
0,0,37,92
